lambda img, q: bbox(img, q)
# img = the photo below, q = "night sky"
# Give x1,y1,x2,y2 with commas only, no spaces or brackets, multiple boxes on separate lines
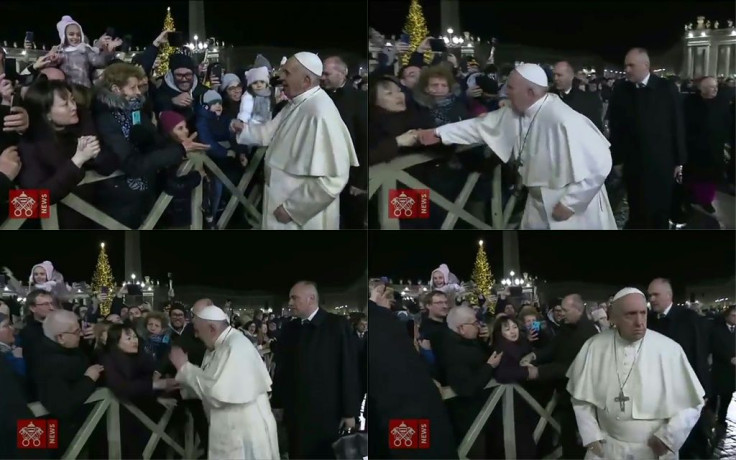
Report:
0,0,367,55
1,232,367,293
368,231,735,288
369,0,734,63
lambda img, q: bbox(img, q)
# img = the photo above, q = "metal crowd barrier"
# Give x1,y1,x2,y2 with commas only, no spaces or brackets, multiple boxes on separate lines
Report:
440,379,562,460
368,146,518,230
27,387,203,460
1,146,266,231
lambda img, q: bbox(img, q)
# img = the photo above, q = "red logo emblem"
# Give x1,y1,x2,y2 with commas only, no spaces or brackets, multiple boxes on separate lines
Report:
389,419,430,449
388,189,430,219
17,419,58,449
8,189,50,219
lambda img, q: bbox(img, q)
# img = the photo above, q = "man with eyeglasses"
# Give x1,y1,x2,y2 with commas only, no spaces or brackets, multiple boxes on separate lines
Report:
34,309,104,455
154,54,208,123
18,289,57,400
438,306,501,456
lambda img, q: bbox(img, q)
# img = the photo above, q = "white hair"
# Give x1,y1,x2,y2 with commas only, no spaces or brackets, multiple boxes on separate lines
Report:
447,306,475,332
530,81,548,97
43,310,78,340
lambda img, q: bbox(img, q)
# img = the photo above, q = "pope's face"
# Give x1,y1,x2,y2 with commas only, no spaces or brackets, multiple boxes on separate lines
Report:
506,71,535,114
613,294,647,341
279,57,310,100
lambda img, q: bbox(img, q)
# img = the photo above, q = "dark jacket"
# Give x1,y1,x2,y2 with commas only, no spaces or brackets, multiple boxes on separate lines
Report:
683,93,734,181
99,349,158,403
34,337,97,455
533,315,599,406
153,71,208,123
368,105,436,165
710,319,736,394
325,84,368,189
271,309,360,459
18,318,45,400
367,302,458,459
195,104,233,158
648,305,711,396
93,85,185,183
438,331,495,442
0,357,35,459
552,85,604,132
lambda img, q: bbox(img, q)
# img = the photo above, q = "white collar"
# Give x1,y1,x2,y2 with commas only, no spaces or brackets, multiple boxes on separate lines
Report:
615,329,644,347
661,303,673,317
632,73,651,86
305,308,319,322
562,87,572,95
214,326,234,348
522,95,547,118
288,86,321,105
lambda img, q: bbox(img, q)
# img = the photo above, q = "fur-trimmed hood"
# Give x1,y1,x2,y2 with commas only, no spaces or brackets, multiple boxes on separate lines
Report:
94,84,144,111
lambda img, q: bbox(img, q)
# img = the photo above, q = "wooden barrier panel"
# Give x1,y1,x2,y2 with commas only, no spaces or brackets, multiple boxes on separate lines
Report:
368,146,518,230
440,379,562,460
28,388,203,460
1,147,266,231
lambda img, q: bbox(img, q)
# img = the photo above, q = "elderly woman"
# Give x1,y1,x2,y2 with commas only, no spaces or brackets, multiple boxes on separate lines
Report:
18,77,118,228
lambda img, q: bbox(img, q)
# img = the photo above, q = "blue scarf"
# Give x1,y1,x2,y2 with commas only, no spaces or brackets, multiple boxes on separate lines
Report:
111,97,149,191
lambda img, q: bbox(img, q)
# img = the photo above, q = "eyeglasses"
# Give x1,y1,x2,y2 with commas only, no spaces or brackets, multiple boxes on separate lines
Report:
174,72,193,79
34,301,54,307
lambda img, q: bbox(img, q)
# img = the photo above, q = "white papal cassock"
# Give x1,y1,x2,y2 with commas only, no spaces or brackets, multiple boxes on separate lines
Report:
435,94,617,229
237,86,359,230
566,329,705,459
176,327,280,460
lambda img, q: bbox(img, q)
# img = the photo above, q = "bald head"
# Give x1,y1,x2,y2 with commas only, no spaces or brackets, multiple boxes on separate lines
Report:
321,56,348,90
43,309,80,344
647,278,673,313
624,48,650,83
553,61,575,92
699,76,718,99
447,306,476,331
288,281,320,319
40,67,66,81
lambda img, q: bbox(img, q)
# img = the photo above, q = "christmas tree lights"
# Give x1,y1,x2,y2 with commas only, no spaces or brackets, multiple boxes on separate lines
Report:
91,242,116,316
153,7,176,79
470,240,495,310
401,0,432,66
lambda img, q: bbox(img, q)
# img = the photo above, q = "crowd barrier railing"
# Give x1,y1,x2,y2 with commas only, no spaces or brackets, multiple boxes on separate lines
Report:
369,146,518,230
27,387,203,460
1,146,266,231
440,379,562,460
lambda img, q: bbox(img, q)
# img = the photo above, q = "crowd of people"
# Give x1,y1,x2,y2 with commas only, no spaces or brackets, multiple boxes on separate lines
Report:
368,267,735,459
0,15,367,230
0,260,368,459
368,34,736,230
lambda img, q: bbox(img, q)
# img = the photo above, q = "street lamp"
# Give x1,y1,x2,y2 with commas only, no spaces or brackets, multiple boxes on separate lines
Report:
131,273,136,281
100,242,105,249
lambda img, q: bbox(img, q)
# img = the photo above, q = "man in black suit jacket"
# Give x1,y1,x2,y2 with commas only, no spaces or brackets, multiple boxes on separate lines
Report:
272,281,360,459
608,48,687,229
551,61,604,133
647,278,711,458
709,305,736,431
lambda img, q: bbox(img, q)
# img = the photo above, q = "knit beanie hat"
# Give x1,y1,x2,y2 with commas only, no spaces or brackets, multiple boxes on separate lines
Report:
220,73,241,90
169,53,194,72
159,111,186,135
254,54,272,72
246,66,270,87
203,90,222,105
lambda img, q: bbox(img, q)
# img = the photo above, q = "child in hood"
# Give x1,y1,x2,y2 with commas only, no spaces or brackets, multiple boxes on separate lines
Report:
3,261,72,300
429,264,464,298
196,90,239,225
237,66,273,125
157,110,206,200
54,15,119,88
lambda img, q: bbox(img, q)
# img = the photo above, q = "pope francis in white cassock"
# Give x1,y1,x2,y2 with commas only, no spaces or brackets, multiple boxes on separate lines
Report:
170,305,279,460
419,63,616,230
566,288,705,460
233,51,359,230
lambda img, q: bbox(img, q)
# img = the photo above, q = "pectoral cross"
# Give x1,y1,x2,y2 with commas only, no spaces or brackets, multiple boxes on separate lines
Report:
615,390,630,412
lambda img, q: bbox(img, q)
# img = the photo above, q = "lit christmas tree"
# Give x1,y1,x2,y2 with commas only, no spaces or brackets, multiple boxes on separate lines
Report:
153,7,176,79
401,0,432,66
469,240,495,309
91,243,116,316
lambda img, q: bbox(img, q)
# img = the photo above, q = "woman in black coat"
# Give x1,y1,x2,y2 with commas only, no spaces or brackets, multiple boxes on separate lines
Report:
488,315,540,459
18,77,118,228
99,323,174,459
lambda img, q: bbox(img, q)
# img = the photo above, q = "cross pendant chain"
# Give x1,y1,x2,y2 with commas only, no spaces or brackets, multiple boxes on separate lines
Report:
615,390,630,412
